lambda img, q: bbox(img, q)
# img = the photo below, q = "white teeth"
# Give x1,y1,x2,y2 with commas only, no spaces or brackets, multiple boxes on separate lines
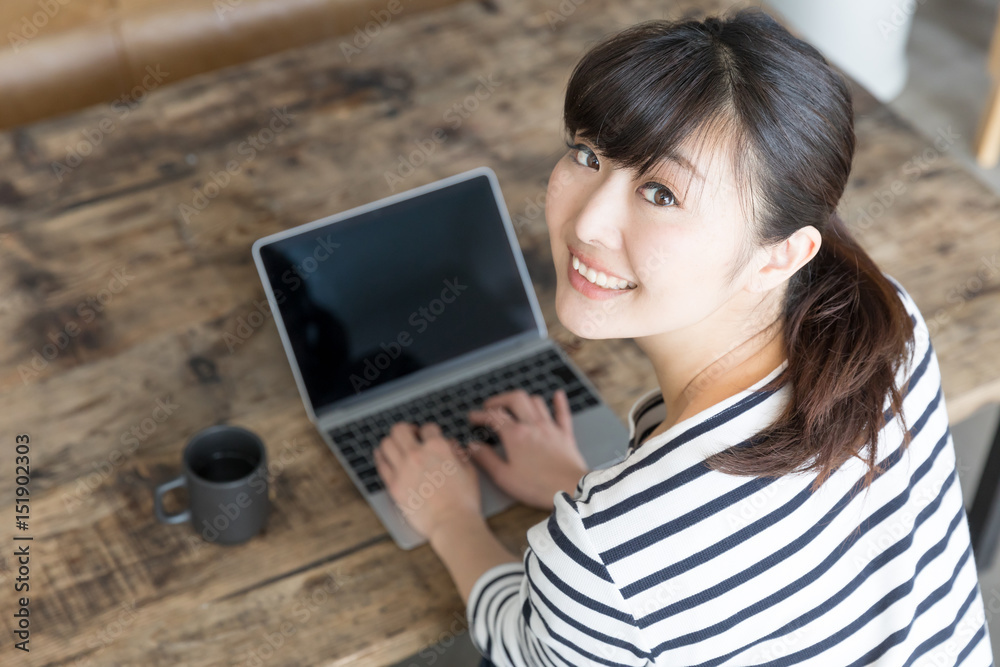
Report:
572,254,637,290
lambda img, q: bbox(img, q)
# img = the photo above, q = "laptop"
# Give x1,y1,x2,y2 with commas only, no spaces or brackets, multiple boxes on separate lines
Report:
251,166,629,549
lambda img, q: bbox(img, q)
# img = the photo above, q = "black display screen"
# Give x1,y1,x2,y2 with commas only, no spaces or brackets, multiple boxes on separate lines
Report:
257,174,538,414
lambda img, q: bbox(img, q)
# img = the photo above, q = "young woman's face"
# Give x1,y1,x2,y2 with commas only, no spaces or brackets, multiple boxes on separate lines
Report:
545,131,761,340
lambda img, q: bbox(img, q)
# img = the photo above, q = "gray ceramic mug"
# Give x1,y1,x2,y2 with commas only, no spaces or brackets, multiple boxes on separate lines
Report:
154,425,270,545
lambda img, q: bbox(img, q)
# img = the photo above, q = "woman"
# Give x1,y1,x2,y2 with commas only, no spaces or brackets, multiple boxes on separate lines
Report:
373,8,993,665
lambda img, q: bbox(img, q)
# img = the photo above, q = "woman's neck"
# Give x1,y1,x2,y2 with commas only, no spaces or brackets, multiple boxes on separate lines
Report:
639,319,786,447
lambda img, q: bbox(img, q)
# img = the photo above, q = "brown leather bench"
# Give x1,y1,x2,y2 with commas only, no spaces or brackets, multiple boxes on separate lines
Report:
0,0,461,130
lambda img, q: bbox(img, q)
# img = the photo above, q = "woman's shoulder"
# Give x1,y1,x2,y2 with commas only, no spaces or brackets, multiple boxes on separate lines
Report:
880,271,936,391
566,386,796,532
882,271,929,343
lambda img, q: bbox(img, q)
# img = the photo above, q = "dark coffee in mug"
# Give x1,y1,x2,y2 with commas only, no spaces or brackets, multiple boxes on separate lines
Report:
193,451,258,483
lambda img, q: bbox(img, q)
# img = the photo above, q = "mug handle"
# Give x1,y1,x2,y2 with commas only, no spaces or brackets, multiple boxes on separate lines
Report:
154,474,191,525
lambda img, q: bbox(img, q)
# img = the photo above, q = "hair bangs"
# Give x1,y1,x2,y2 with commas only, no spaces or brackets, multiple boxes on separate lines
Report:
561,20,758,223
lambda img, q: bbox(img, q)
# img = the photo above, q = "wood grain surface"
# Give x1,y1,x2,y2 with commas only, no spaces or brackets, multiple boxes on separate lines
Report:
0,0,998,664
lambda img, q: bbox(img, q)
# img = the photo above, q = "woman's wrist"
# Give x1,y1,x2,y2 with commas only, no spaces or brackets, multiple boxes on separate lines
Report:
427,511,520,605
427,509,488,548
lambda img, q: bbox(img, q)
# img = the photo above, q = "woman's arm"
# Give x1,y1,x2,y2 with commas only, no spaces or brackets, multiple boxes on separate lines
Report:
428,513,520,605
466,491,652,667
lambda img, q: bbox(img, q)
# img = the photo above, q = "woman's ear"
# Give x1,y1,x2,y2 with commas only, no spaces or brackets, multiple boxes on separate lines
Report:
751,225,821,293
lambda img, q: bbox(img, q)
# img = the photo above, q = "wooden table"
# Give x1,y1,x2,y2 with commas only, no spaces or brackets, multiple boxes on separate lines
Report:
1,0,999,664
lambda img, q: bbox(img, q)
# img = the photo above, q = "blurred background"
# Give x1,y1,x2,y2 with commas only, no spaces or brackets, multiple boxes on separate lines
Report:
1,0,998,664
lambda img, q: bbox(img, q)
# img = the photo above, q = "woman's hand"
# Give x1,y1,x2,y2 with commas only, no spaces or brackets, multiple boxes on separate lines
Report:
466,389,589,511
373,422,481,541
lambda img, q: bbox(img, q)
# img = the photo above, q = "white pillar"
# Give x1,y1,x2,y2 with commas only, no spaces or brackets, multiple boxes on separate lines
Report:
764,0,919,102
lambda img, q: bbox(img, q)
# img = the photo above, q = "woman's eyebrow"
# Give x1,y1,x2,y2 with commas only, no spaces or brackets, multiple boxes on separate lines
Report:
571,134,706,183
652,152,705,183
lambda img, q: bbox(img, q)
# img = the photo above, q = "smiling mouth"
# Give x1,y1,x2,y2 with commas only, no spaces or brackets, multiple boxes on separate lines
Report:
571,253,637,290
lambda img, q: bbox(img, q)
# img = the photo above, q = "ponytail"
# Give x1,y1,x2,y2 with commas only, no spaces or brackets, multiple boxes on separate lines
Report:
706,212,916,491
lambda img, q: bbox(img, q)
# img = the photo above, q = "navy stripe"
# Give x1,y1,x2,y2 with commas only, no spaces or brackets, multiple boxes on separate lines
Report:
620,482,815,596
471,569,524,629
601,475,776,564
545,511,614,582
654,427,951,661
688,440,954,666
490,589,520,667
578,385,780,503
616,342,935,595
561,491,579,513
634,422,662,451
903,336,932,400
630,386,943,620
525,591,643,667
526,565,650,659
845,538,973,667
629,394,665,450
955,623,988,665
525,628,560,667
584,342,931,528
531,550,636,623
633,394,664,426
881,335,931,425
583,461,712,528
902,581,981,667
761,507,967,667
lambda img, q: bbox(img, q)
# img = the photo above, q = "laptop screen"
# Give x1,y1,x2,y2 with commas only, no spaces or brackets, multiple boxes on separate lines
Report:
256,173,539,415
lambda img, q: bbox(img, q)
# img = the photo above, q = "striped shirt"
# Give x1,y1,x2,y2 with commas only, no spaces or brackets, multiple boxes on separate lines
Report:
466,274,994,666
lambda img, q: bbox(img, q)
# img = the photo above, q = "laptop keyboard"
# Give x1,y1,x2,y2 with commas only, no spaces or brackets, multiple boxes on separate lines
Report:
326,346,601,494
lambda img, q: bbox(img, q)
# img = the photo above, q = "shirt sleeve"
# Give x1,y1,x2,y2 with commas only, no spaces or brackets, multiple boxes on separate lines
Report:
466,491,651,666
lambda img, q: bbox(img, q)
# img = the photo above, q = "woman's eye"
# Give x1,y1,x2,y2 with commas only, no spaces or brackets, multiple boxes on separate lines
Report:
639,182,677,207
566,142,599,169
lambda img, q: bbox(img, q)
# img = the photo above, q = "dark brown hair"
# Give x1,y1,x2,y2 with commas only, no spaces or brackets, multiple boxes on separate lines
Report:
562,9,916,491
